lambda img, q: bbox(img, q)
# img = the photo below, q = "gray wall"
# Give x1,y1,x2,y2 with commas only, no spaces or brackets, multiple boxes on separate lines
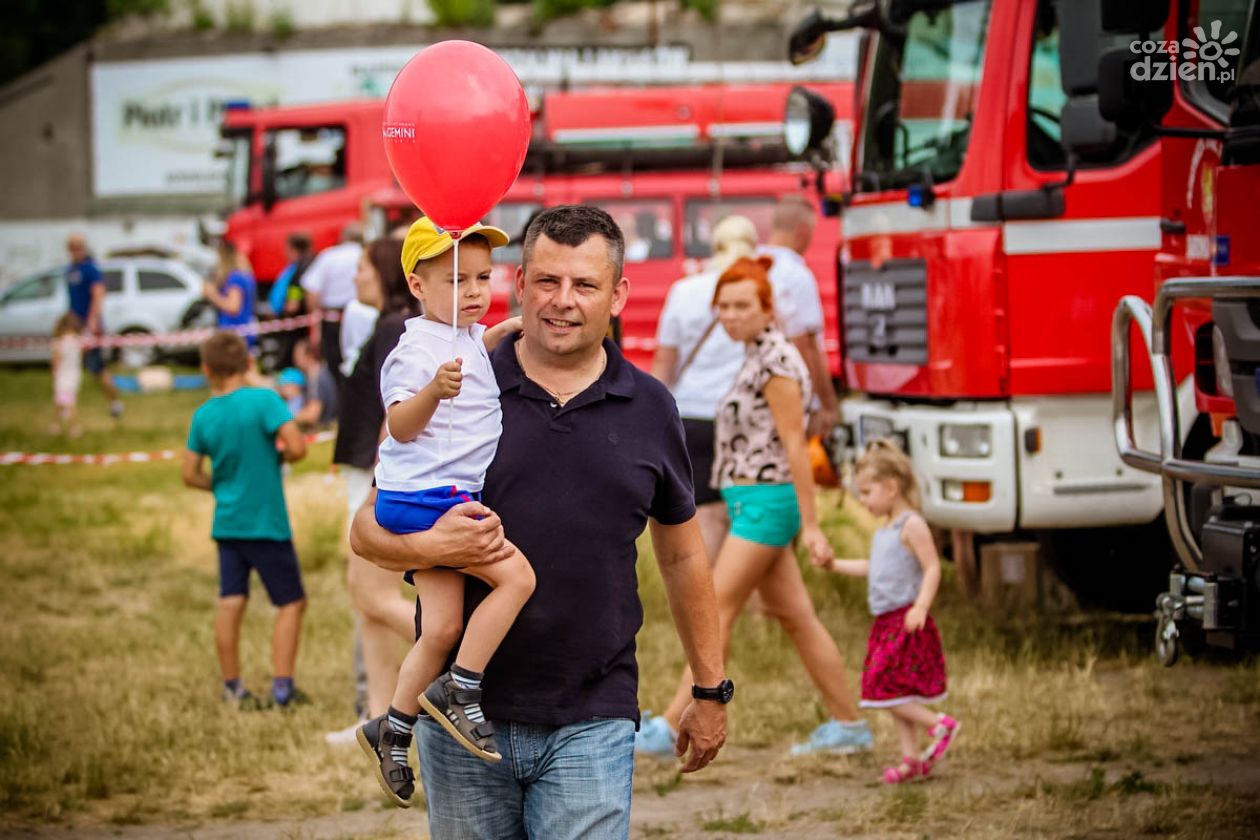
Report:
0,17,810,222
0,44,94,220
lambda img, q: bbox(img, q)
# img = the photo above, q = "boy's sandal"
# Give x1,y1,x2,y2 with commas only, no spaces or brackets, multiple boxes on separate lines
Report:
418,672,503,763
882,756,926,784
920,715,960,765
356,715,416,808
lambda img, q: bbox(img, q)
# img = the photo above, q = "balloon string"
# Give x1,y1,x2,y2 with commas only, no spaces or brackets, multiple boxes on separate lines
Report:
448,236,459,446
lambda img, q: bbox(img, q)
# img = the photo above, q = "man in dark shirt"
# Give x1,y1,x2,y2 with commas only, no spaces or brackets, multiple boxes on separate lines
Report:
65,233,123,417
351,206,727,839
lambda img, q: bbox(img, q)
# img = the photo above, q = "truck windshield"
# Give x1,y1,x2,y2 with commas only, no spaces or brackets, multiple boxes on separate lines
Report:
223,132,251,210
857,0,992,191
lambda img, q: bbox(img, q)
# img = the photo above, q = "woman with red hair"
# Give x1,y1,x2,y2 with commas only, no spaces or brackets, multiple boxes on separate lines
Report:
638,256,872,757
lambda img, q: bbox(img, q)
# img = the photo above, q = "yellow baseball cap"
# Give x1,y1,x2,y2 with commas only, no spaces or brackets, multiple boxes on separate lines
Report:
401,216,510,274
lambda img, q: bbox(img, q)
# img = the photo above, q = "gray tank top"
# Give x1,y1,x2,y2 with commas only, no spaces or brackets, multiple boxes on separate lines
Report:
868,512,923,616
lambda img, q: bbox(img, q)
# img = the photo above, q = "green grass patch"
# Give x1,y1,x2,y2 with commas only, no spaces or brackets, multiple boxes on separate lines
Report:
2,367,1259,831
701,811,762,833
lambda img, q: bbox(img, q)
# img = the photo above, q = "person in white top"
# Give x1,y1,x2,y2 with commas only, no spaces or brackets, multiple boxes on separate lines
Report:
50,312,84,437
757,195,841,439
339,240,390,378
301,222,364,385
356,217,535,808
651,207,834,560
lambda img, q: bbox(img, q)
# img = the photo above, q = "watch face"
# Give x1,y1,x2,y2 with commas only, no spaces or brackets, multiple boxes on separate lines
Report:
694,679,735,703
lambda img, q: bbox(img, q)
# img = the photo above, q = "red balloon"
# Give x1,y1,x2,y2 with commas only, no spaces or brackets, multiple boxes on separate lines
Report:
382,41,531,230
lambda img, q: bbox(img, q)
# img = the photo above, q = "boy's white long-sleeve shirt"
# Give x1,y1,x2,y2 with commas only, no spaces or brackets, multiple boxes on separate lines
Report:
375,316,500,493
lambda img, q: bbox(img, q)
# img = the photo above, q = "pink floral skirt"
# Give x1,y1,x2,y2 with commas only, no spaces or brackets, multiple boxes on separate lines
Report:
859,604,948,708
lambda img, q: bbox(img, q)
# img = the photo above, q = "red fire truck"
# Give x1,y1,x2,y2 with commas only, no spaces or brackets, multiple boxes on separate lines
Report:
1105,0,1260,660
786,0,1205,609
217,83,852,372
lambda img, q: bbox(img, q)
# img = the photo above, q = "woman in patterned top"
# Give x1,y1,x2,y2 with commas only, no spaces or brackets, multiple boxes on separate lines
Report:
638,256,873,758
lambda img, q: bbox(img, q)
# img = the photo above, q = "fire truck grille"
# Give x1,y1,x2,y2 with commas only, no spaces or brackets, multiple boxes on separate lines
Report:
842,258,928,365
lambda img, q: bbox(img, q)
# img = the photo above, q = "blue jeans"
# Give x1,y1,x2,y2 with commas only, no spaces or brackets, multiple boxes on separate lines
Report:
416,715,635,840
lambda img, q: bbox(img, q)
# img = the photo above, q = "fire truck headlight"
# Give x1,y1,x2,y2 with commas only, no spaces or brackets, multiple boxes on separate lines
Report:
1212,325,1234,398
785,86,835,157
939,423,992,458
858,415,895,448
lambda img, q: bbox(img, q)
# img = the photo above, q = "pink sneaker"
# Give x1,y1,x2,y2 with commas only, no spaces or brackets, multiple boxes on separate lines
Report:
921,714,960,765
882,756,926,784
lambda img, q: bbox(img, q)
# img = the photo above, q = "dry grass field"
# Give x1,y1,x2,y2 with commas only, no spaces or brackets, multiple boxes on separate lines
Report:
2,367,1259,839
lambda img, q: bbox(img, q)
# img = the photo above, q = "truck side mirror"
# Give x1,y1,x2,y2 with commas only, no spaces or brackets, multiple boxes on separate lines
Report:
1057,0,1104,97
1061,95,1117,154
787,3,882,65
1097,47,1173,128
785,86,837,157
1100,0,1168,34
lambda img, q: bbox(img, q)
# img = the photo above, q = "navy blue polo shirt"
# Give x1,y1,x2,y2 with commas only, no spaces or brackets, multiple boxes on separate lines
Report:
66,257,102,322
451,335,696,727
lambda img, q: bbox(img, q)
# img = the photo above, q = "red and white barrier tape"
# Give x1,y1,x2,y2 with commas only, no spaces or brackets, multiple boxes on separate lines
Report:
0,311,340,352
0,429,336,467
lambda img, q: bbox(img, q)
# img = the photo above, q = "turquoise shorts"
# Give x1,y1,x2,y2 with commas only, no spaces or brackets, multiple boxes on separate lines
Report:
722,483,801,548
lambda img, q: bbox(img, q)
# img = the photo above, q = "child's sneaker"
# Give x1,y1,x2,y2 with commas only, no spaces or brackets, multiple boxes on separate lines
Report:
417,671,502,763
634,711,678,757
273,687,311,709
356,715,416,808
882,756,926,784
790,718,873,755
920,714,960,765
221,685,269,711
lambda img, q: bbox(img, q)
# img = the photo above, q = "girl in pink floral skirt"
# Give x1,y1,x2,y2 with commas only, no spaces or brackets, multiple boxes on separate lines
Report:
818,439,959,783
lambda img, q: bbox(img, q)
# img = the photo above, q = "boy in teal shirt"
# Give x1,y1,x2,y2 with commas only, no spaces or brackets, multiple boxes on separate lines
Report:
183,330,309,707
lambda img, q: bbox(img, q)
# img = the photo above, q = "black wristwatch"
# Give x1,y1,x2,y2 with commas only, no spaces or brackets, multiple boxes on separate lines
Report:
692,679,735,704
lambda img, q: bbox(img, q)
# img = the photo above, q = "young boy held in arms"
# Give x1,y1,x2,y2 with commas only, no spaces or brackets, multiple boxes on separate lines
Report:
356,217,535,807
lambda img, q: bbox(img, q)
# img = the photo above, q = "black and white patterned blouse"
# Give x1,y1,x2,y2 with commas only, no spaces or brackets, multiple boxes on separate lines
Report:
711,327,812,487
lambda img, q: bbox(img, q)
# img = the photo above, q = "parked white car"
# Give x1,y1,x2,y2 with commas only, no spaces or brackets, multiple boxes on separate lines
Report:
0,257,213,368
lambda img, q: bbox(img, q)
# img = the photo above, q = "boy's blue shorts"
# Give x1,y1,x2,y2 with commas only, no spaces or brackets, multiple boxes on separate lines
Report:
376,486,482,584
721,483,801,548
216,538,305,606
83,347,106,375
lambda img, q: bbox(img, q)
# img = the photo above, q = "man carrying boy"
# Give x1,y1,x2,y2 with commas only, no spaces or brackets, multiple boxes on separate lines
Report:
183,330,310,708
351,206,729,839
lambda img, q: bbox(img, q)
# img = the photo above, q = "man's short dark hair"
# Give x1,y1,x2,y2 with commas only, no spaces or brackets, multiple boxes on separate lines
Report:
201,330,250,378
287,231,312,253
522,205,625,279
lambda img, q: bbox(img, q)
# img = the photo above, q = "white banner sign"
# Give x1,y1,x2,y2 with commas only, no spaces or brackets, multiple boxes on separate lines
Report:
90,39,855,198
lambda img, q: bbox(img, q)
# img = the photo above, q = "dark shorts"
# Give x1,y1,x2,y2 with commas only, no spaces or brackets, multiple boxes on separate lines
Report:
682,418,721,506
216,538,306,606
83,347,106,375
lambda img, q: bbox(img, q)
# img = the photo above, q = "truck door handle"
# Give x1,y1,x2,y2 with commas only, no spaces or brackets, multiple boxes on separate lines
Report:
1159,218,1187,235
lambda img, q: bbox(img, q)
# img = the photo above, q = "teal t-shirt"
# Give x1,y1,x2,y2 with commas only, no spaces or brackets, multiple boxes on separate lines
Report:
187,387,294,541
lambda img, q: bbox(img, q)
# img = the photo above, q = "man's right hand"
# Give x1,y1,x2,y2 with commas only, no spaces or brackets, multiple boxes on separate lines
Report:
426,501,512,567
674,700,727,773
350,494,512,571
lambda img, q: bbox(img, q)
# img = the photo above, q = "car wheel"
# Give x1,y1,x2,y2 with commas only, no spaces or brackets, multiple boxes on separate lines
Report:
116,329,157,369
181,299,219,330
